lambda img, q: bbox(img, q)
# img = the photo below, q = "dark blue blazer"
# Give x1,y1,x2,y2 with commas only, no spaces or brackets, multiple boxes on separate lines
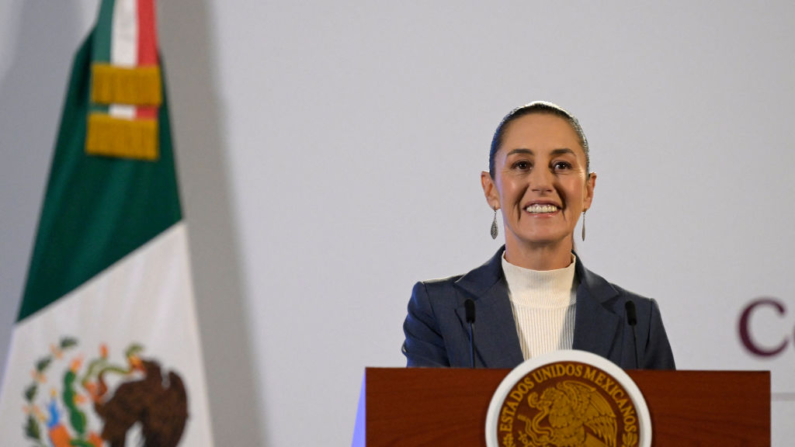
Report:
402,248,675,370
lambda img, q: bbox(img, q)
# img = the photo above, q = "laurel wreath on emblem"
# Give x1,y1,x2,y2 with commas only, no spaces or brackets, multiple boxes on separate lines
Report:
622,431,639,447
22,337,189,447
500,380,639,447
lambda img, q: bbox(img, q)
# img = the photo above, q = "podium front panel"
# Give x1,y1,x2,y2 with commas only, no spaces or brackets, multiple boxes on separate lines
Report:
362,368,769,446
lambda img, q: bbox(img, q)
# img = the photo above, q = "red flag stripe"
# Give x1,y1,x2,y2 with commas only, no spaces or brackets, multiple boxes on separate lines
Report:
135,0,157,118
137,0,157,66
136,0,158,119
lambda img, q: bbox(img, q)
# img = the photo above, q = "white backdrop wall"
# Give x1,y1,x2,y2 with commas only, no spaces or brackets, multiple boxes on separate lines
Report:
1,1,793,445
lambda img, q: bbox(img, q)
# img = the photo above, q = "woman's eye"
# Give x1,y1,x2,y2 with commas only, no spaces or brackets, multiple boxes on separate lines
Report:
513,161,531,170
553,161,572,171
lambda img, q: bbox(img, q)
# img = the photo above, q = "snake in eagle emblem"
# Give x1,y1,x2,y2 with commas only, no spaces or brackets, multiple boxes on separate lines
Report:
517,380,617,447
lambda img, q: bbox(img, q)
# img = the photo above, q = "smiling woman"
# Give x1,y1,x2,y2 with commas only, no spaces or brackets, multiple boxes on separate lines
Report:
402,102,675,370
482,109,594,271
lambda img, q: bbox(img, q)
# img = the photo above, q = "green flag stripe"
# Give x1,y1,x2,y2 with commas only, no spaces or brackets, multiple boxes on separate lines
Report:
90,0,114,115
18,31,182,322
93,0,114,64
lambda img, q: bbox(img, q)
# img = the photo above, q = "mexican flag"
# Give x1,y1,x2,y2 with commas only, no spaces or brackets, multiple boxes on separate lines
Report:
0,1,214,446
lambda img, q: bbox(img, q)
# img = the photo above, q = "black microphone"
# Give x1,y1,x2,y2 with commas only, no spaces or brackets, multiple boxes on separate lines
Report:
625,301,640,369
465,299,476,368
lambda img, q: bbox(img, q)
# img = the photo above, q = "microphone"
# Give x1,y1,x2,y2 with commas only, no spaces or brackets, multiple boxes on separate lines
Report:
625,301,640,369
465,299,476,368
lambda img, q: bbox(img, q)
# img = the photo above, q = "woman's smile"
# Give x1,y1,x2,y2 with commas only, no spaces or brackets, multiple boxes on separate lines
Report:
523,202,561,215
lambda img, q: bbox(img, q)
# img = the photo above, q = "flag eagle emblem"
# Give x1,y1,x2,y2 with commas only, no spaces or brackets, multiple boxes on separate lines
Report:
22,337,189,447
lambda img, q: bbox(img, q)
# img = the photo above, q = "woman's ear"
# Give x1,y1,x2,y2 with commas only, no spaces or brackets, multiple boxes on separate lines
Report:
481,171,500,209
584,172,597,210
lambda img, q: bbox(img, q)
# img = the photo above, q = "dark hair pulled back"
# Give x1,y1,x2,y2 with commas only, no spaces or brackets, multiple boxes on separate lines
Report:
489,101,589,177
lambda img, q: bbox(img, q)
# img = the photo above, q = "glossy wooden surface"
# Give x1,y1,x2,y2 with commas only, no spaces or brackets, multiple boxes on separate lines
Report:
363,368,769,446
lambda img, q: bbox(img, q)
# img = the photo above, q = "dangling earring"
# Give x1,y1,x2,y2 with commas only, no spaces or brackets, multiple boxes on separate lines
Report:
581,210,587,241
490,208,499,240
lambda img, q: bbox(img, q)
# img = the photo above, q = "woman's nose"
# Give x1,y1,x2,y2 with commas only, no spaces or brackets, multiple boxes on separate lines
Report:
529,166,554,192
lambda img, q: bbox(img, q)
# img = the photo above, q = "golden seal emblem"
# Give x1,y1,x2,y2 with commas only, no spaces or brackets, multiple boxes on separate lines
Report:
486,351,651,447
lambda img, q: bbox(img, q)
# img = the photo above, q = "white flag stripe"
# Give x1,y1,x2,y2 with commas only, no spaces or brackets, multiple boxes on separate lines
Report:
111,0,137,68
0,223,213,446
110,0,138,120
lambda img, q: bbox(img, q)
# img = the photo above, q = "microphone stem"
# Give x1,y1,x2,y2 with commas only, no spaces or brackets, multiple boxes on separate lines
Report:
469,322,475,368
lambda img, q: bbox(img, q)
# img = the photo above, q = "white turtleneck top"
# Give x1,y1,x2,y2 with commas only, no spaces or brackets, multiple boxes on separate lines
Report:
501,254,578,360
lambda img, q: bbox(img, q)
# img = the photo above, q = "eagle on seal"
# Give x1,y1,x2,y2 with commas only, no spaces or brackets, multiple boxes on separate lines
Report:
518,380,617,447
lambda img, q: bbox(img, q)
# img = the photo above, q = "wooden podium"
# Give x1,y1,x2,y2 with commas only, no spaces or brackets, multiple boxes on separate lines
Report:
352,368,770,446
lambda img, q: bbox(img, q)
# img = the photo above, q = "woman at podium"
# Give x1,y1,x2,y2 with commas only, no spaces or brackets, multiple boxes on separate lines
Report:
402,102,675,370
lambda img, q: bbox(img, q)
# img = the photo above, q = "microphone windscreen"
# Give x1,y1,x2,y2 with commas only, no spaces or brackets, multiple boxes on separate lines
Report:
625,301,638,326
465,299,476,323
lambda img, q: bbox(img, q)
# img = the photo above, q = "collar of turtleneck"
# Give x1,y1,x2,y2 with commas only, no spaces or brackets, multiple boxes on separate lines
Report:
501,254,578,308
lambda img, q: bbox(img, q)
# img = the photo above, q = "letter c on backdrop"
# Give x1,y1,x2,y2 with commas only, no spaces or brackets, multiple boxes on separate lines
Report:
738,298,787,357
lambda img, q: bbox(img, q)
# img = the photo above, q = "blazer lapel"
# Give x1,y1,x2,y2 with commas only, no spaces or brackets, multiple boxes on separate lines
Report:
572,257,621,361
451,249,622,368
454,248,524,368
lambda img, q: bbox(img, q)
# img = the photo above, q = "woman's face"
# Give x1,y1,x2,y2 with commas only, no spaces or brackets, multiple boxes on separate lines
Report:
482,113,596,253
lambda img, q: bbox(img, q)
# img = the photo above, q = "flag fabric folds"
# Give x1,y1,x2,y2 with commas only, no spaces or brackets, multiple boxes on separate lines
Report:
0,1,214,446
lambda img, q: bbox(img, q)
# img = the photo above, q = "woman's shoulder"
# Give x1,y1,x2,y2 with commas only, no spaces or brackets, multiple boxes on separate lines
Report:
577,263,663,314
416,274,465,286
416,249,505,292
412,274,465,299
609,281,654,302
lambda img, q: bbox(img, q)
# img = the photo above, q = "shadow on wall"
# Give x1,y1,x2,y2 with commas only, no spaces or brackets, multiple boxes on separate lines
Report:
159,0,268,445
0,1,85,385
